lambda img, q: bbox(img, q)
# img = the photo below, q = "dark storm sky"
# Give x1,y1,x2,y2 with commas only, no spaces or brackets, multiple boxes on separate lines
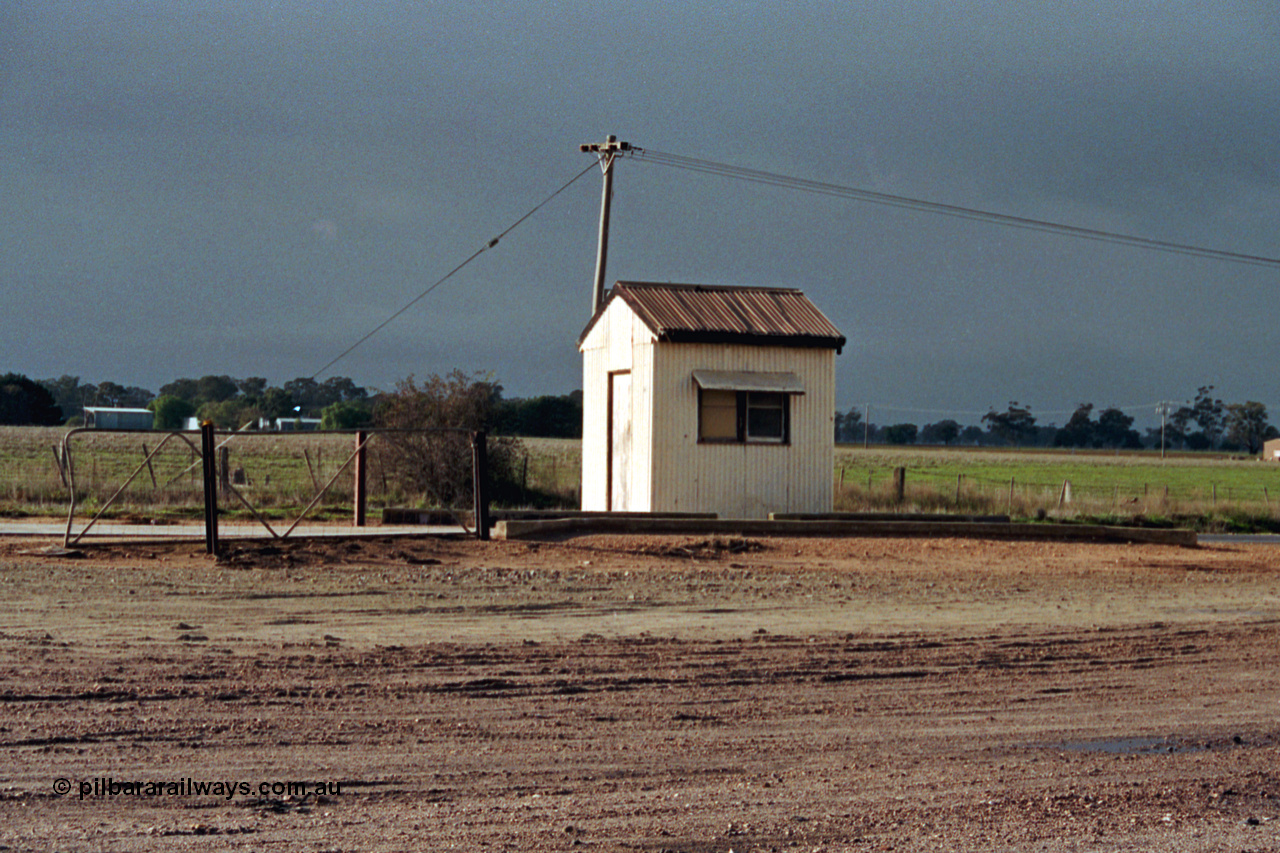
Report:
4,1,1279,426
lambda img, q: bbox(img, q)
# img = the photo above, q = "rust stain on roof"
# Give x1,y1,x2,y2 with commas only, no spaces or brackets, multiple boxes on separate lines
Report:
580,282,845,351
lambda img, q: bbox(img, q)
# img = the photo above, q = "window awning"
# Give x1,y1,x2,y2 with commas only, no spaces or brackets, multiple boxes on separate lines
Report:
692,370,805,394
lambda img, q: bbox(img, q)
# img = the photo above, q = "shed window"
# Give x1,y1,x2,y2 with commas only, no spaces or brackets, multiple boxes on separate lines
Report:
698,389,791,444
745,393,786,441
694,371,802,444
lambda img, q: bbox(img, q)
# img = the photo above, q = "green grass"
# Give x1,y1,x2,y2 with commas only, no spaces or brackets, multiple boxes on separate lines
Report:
19,427,378,519
511,437,581,507
0,426,583,520
834,444,1280,500
834,444,1280,530
4,426,1279,530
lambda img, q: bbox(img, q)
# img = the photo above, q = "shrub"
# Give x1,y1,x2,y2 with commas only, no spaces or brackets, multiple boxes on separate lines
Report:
374,371,522,507
196,399,260,430
320,400,373,430
0,373,62,425
148,395,195,430
883,423,918,445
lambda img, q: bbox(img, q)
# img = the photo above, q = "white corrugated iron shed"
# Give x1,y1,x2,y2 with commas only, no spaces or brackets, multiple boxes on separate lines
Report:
83,407,155,430
579,282,845,519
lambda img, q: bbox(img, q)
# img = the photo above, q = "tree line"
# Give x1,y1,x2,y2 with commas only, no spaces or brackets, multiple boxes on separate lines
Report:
31,374,375,430
0,371,582,438
6,370,1274,453
836,387,1278,454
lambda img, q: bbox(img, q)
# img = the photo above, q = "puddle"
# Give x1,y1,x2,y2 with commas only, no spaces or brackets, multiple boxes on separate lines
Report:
1045,736,1198,755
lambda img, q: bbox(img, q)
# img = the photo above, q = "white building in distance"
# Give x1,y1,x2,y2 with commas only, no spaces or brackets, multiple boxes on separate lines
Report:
83,407,155,430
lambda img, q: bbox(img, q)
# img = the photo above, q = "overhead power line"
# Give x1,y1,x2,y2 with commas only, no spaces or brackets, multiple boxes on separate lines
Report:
310,161,599,380
629,148,1280,270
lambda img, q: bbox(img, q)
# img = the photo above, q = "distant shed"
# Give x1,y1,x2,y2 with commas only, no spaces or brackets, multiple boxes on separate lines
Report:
1264,437,1280,461
578,282,845,519
251,416,322,431
83,407,154,430
275,417,322,432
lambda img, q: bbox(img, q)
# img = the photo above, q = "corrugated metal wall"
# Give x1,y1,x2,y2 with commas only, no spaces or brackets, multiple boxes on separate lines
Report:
579,301,655,510
629,339,655,511
582,300,837,517
87,410,155,430
580,341,608,510
649,343,835,518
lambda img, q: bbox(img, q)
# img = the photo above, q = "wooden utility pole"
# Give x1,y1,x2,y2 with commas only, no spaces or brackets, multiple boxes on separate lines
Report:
580,135,632,315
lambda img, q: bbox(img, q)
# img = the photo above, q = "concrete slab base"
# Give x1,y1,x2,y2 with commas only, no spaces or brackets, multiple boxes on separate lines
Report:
494,517,1197,546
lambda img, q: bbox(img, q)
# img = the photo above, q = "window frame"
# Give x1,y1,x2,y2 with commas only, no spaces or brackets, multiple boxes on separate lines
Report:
744,391,787,443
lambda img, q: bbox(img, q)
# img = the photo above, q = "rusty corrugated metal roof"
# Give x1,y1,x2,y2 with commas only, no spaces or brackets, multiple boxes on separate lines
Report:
579,282,845,352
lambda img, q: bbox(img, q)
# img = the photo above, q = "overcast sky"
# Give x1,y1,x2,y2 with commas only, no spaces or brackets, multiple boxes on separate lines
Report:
4,1,1279,427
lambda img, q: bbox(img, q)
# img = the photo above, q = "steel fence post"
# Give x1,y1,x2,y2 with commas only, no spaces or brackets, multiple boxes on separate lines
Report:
472,430,490,541
354,430,367,527
200,421,219,556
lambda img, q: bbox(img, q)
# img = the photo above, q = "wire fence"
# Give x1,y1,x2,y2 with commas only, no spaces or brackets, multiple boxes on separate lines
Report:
53,426,496,548
836,464,1280,517
9,425,1278,531
2,429,581,517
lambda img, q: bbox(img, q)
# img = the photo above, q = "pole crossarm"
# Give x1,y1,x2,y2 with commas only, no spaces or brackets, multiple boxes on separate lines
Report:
579,134,636,315
579,134,634,163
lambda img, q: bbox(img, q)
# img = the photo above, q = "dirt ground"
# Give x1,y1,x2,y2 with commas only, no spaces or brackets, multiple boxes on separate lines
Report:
2,532,1280,852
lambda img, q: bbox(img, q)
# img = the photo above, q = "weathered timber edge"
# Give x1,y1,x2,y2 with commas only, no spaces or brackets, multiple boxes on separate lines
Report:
494,517,1197,546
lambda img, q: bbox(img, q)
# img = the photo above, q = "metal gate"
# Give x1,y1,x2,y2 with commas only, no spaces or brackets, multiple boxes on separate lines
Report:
60,423,491,552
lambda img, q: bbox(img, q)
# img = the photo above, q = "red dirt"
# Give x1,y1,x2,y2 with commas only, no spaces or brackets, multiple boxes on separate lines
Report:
2,534,1279,851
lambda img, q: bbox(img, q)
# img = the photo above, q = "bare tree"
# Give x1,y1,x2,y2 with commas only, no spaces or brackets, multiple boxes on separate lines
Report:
374,371,521,507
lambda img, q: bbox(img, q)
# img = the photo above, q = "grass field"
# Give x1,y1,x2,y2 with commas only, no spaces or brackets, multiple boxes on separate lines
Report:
4,427,1279,529
830,445,1280,529
0,429,582,521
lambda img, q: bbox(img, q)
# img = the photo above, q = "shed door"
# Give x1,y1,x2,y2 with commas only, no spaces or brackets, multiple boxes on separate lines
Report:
608,371,632,511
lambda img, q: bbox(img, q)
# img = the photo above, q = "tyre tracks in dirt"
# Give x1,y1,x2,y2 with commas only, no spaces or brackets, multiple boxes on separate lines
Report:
3,536,1280,850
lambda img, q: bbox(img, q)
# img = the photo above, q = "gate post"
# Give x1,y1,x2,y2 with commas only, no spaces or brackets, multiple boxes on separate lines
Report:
200,421,220,556
471,430,490,541
353,430,367,527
